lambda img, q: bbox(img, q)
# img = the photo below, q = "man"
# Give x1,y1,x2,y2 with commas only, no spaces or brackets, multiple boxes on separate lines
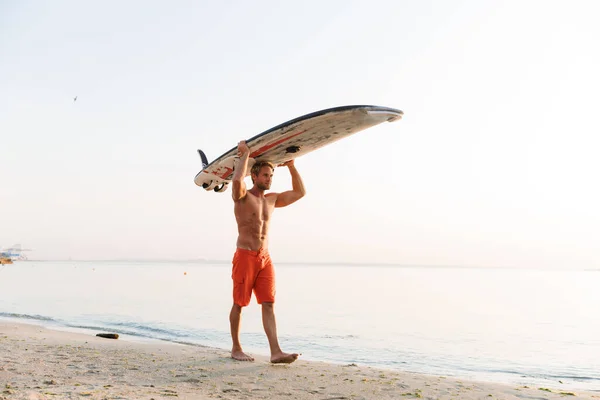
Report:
229,140,306,364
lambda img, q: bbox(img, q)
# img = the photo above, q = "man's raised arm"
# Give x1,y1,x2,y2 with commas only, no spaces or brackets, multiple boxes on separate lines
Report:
275,160,306,208
232,140,250,202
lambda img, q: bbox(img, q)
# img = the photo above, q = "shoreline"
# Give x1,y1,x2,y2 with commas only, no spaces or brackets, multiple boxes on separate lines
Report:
2,315,595,392
1,322,597,400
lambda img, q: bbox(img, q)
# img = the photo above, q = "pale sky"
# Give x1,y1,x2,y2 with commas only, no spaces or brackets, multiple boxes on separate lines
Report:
2,1,599,269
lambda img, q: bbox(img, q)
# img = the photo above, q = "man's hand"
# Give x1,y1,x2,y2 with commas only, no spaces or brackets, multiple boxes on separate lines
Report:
237,140,250,157
279,160,295,168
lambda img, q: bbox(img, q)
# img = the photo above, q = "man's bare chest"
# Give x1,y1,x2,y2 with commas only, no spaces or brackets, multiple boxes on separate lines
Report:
237,196,274,222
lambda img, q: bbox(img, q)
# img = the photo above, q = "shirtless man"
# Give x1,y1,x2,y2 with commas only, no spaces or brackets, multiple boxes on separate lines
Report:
229,140,306,364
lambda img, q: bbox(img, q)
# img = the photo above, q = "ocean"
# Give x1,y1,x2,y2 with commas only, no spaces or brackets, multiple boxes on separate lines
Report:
1,261,598,391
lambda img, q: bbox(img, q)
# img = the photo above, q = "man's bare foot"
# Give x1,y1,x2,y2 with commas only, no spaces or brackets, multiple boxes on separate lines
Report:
270,351,299,364
231,349,254,362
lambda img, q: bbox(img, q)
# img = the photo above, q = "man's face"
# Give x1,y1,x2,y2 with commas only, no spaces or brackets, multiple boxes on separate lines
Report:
253,166,273,190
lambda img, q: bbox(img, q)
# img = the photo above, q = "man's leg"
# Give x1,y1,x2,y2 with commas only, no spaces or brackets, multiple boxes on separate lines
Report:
261,302,299,364
230,303,254,361
231,248,255,362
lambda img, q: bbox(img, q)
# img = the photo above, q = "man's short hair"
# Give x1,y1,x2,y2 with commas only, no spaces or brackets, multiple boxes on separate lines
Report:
251,161,274,183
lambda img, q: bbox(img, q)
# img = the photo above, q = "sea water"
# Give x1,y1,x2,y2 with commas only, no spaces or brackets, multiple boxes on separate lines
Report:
0,261,598,391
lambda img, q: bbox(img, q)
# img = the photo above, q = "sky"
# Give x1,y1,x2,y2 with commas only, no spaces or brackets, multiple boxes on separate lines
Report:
1,0,599,268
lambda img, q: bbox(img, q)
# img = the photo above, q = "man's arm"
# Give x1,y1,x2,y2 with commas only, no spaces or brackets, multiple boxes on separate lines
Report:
232,140,250,202
275,160,306,208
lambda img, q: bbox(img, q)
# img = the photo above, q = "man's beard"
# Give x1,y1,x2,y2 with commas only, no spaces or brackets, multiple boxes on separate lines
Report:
256,182,270,191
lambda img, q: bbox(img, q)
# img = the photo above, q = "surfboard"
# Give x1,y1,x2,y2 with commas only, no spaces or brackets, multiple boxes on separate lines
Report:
194,105,403,192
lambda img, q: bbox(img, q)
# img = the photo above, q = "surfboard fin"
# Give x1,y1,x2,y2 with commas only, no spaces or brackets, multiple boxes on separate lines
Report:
197,149,209,169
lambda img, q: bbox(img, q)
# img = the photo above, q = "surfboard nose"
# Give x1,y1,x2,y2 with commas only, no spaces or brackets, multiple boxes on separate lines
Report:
366,109,404,122
387,113,403,122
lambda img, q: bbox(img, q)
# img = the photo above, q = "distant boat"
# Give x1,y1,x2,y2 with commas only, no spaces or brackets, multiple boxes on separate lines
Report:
0,244,31,261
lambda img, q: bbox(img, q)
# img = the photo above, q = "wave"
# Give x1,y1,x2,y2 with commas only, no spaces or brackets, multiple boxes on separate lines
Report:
101,321,192,338
63,322,190,340
320,334,359,340
0,313,219,351
448,364,600,385
60,320,226,350
0,312,55,322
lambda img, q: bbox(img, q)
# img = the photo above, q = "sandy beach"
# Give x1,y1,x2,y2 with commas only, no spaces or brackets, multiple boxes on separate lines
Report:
1,322,598,400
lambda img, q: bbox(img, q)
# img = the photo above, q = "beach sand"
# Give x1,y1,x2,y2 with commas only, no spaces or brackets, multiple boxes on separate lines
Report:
1,322,597,400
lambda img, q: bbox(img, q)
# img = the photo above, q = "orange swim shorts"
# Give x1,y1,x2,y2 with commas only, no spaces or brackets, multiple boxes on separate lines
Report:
231,248,276,307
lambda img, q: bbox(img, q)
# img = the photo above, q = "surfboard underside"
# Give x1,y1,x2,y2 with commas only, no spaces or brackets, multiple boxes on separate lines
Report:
194,105,402,192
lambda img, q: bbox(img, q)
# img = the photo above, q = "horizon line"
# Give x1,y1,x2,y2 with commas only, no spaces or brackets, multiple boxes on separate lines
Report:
13,259,598,271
